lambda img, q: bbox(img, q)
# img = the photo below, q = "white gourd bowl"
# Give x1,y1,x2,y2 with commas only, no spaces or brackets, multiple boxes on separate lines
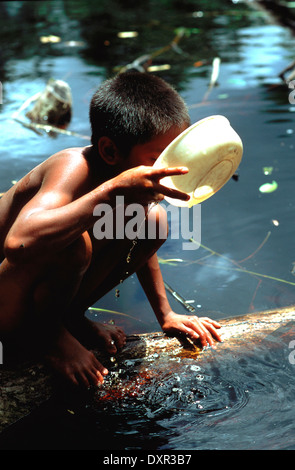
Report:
153,115,243,207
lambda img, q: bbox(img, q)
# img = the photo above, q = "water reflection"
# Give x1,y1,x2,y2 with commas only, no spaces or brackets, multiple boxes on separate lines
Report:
0,0,255,86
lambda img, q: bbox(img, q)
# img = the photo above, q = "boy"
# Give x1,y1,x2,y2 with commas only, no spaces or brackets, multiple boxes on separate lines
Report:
0,72,221,388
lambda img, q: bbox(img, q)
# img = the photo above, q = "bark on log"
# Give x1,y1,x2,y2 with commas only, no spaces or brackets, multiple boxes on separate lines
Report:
1,306,295,433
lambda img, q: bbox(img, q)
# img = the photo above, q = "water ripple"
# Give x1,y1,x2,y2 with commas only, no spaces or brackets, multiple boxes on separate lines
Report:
143,364,249,421
96,340,295,450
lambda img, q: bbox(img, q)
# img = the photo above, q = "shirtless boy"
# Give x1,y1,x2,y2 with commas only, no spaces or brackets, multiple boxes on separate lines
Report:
0,72,221,388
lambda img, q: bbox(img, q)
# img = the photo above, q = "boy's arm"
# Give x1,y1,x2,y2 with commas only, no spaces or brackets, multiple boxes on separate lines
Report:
4,171,114,263
4,164,189,263
136,254,222,347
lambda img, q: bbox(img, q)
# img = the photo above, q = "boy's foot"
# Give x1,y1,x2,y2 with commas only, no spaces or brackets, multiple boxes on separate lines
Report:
68,315,126,355
45,326,109,388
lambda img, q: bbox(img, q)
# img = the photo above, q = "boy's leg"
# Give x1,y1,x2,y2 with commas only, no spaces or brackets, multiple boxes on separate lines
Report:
0,233,91,340
0,204,167,386
0,233,111,386
65,203,168,345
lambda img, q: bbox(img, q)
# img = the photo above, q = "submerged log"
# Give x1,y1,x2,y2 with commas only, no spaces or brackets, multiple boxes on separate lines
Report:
10,78,91,140
25,78,72,128
1,305,295,432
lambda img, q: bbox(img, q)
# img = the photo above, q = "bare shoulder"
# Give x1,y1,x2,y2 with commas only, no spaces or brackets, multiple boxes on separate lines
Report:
0,146,95,254
0,146,94,215
44,146,91,179
38,146,94,197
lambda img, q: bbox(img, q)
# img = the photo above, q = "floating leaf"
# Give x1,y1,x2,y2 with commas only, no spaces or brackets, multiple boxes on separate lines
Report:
158,257,184,265
259,181,278,193
192,11,204,18
174,27,199,37
218,93,229,100
263,166,273,175
210,57,220,86
63,40,85,47
117,31,138,38
40,35,61,44
147,64,171,72
88,306,143,323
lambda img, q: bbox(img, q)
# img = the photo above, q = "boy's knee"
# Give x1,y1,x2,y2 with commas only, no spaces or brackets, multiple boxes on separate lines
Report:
60,232,92,276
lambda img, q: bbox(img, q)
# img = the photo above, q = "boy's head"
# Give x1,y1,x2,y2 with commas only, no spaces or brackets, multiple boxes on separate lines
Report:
89,72,190,160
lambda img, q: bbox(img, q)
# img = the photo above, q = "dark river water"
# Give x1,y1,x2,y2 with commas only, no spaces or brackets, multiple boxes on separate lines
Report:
1,0,295,452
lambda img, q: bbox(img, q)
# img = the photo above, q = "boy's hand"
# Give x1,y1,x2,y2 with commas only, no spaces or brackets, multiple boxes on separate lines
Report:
112,165,190,205
160,311,222,347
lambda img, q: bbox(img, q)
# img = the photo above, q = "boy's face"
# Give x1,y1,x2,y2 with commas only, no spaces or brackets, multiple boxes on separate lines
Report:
118,124,188,171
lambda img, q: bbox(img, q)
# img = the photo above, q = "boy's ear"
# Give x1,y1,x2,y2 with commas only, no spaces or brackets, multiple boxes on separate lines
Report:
98,136,121,165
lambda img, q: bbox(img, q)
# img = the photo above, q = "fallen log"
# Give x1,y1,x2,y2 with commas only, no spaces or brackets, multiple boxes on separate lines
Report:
1,305,295,433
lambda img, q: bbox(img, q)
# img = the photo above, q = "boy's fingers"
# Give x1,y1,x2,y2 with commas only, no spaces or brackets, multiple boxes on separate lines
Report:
156,183,190,201
202,323,222,342
201,317,222,328
183,319,211,346
150,166,189,180
199,318,222,341
150,167,189,201
185,316,222,346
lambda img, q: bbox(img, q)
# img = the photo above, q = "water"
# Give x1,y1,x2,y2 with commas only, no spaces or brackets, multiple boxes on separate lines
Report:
1,0,295,451
71,321,294,451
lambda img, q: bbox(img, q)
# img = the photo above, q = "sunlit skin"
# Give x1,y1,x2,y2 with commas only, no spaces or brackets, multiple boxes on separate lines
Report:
0,124,221,388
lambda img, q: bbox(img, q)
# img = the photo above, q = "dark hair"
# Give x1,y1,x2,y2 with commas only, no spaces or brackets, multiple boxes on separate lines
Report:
89,72,190,157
